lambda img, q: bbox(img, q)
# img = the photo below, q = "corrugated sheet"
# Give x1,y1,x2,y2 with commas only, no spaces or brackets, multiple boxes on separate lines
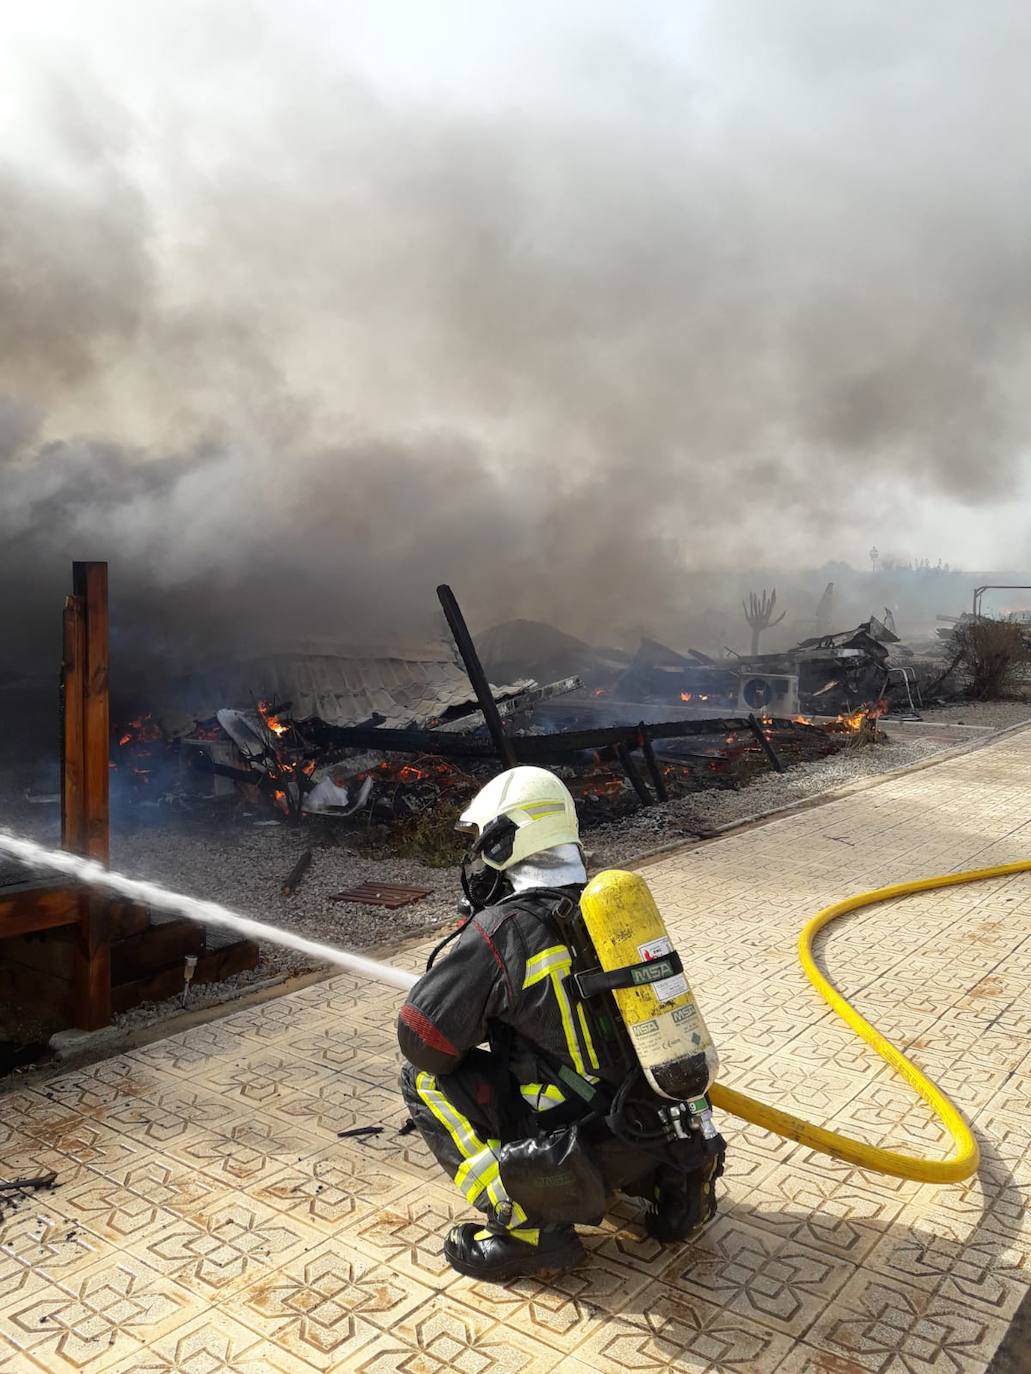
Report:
161,645,531,732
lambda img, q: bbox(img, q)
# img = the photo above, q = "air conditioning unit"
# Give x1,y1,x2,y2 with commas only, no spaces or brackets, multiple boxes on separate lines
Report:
734,673,799,718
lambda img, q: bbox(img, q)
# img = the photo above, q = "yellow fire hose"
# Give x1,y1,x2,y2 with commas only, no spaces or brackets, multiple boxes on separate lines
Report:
705,860,1031,1183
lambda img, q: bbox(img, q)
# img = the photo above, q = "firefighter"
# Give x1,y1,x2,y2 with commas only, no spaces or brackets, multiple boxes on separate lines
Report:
397,765,724,1282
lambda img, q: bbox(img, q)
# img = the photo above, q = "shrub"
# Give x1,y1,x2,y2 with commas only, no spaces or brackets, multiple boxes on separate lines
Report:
389,802,467,867
953,618,1031,700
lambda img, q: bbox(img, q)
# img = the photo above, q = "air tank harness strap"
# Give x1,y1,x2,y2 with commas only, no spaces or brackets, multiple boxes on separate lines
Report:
569,951,684,1000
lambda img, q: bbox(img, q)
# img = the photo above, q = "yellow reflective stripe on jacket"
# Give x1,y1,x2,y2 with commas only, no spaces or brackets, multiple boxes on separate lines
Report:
521,945,600,1076
523,945,571,987
519,1082,566,1112
576,1003,600,1070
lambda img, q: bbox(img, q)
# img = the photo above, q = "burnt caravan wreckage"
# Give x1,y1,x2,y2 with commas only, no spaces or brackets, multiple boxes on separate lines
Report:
735,617,900,717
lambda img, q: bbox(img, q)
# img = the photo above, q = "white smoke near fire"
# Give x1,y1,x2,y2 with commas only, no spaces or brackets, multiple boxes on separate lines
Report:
2,0,1031,682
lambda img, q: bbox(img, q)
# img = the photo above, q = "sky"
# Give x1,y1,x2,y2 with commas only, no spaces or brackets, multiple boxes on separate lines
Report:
1,1,1029,666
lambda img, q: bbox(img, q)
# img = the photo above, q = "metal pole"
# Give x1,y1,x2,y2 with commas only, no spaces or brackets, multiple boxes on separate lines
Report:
436,585,516,768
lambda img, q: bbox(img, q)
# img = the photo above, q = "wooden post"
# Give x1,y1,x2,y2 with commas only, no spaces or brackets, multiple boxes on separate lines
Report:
73,561,110,863
69,561,112,1029
436,584,517,768
61,595,87,854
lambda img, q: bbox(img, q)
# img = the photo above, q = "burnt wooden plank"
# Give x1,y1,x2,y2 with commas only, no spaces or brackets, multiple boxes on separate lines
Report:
282,849,313,896
318,715,806,761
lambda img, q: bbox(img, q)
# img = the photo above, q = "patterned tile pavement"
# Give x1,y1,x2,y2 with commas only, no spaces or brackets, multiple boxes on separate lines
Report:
2,728,1030,1372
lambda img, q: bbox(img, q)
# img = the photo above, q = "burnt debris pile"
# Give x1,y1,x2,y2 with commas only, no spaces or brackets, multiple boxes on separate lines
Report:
109,588,896,832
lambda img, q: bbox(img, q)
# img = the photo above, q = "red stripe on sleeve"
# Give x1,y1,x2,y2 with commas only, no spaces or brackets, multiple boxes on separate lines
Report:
399,1003,459,1058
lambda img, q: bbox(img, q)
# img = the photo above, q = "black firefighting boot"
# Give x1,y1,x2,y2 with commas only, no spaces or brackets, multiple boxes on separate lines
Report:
645,1156,723,1243
443,1222,585,1281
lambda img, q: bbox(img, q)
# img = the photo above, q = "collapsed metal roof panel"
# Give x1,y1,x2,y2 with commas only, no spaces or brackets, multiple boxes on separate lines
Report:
160,648,532,733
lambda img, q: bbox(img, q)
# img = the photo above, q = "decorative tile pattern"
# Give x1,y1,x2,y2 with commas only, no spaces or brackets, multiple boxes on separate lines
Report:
661,1216,853,1337
0,1253,201,1374
230,1239,435,1369
574,1284,795,1373
7,726,1031,1371
124,1194,312,1299
804,1270,1011,1373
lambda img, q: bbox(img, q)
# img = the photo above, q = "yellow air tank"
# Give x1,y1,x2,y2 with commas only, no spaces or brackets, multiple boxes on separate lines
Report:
579,869,718,1100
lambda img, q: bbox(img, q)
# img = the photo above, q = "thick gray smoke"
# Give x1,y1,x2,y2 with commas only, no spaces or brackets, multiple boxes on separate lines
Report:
2,1,1031,684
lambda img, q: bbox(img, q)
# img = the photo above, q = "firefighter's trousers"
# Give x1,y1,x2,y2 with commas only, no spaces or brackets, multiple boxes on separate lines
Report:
401,1049,696,1236
401,1050,553,1240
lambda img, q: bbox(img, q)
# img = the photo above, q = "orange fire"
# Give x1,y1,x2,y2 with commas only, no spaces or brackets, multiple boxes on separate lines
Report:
257,699,289,736
680,691,693,702
832,702,887,733
118,716,163,747
578,775,624,799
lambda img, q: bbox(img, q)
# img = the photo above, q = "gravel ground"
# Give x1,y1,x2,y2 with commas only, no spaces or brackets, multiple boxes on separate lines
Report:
916,699,1031,729
583,727,957,869
4,704,1027,1044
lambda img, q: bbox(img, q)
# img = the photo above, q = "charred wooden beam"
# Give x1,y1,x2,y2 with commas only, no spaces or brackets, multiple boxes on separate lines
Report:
515,717,800,757
637,724,670,802
317,715,809,762
616,744,652,805
282,849,314,897
746,714,785,773
436,584,516,768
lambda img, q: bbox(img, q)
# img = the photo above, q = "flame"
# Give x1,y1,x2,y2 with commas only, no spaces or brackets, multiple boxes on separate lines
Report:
680,691,693,702
257,699,289,736
832,702,887,733
114,716,166,787
577,775,624,799
118,716,163,747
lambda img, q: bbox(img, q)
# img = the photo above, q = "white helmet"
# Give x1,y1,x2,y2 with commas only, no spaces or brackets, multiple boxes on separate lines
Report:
458,766,579,872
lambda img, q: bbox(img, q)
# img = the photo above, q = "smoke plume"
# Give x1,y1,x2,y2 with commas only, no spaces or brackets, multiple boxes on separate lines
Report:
2,1,1031,685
